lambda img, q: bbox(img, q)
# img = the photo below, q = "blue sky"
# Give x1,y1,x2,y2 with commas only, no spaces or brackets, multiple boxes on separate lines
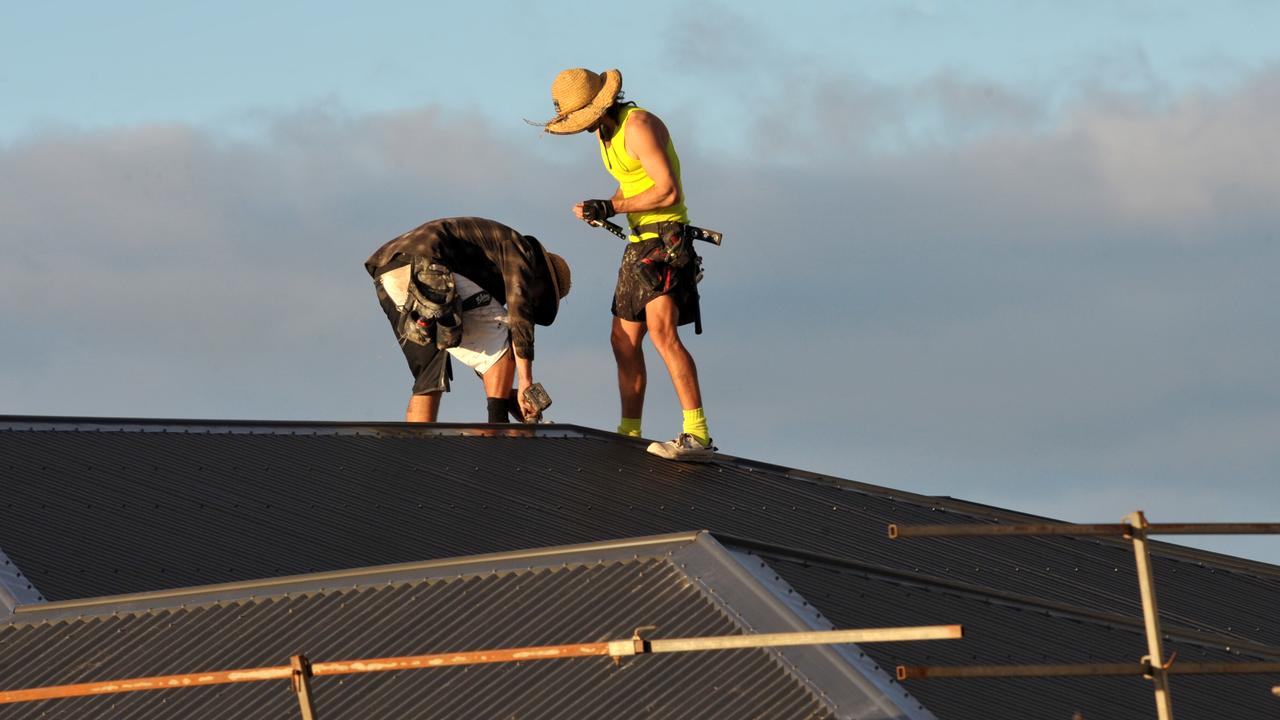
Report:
6,1,1279,142
2,2,1279,564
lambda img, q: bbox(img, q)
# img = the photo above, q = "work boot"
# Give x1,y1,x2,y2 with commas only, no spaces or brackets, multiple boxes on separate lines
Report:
646,433,717,462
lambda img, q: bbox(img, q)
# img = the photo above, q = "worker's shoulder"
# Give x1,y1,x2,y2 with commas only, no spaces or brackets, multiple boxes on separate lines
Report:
626,106,664,126
624,107,670,140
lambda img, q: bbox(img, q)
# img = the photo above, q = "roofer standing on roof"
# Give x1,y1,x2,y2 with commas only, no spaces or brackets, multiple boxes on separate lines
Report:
540,68,715,462
365,217,571,424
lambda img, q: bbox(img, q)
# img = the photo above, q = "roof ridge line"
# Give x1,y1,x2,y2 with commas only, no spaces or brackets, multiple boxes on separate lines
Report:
717,534,1280,660
11,531,704,617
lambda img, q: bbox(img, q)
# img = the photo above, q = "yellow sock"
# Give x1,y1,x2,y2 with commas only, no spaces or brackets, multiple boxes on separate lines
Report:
617,417,642,437
682,408,709,446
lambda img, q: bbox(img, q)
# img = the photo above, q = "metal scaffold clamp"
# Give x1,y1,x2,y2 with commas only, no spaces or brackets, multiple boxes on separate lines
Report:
290,654,317,720
609,625,657,667
1141,651,1178,681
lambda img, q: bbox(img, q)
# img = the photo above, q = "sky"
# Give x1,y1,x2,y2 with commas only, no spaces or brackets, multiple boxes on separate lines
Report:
2,1,1278,563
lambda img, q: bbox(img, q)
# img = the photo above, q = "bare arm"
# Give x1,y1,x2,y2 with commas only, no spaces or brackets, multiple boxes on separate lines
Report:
611,111,680,213
572,111,679,220
513,353,536,418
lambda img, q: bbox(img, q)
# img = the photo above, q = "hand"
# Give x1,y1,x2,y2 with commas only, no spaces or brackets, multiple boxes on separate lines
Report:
580,199,615,223
517,379,539,421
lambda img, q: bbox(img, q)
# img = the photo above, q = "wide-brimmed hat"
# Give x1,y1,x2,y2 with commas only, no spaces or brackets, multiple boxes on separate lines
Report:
545,251,572,300
542,68,622,135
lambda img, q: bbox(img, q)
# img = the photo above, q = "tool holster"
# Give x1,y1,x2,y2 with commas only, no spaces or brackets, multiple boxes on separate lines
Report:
402,260,463,349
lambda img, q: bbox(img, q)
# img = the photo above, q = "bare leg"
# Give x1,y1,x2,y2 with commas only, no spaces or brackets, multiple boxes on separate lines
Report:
611,317,648,419
405,392,441,422
481,348,515,400
644,295,703,410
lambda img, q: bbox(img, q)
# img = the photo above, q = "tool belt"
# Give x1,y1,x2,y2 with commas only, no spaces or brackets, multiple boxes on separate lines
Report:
632,222,724,246
384,259,465,350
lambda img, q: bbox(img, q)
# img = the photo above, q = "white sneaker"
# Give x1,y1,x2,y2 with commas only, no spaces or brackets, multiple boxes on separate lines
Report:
646,433,717,462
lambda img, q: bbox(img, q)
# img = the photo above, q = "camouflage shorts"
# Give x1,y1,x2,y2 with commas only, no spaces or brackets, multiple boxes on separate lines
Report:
373,258,452,395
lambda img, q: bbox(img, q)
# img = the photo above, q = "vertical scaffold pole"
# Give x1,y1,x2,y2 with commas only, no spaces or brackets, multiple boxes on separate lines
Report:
1125,510,1173,720
290,654,318,720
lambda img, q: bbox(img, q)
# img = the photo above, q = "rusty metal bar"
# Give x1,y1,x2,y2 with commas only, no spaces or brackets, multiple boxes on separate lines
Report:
0,625,961,706
887,521,1280,539
0,666,294,705
290,655,317,720
310,641,615,676
898,662,1280,680
1126,511,1174,720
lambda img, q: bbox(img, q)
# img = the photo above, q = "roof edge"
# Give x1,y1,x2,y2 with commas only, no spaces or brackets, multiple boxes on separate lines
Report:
0,545,44,612
10,531,705,622
0,414,602,439
675,534,934,720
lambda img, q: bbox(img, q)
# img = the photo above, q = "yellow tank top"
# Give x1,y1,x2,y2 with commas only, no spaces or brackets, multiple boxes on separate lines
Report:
598,105,689,241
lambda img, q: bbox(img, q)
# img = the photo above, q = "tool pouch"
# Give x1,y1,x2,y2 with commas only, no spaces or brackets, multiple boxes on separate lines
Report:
405,260,463,349
632,242,670,292
663,225,694,270
398,314,433,347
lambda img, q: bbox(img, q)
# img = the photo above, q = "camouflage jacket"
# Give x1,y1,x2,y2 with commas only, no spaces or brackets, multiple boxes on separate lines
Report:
365,217,560,361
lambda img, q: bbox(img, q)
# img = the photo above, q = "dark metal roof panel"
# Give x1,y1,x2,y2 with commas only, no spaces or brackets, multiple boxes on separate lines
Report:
2,421,1276,647
0,554,840,719
759,551,1279,719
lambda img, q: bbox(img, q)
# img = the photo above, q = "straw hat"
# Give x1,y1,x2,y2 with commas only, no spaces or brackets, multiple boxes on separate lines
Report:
543,68,622,135
545,251,572,300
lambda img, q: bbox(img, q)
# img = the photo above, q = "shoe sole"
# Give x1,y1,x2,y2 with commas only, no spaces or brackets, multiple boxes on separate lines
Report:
646,445,717,462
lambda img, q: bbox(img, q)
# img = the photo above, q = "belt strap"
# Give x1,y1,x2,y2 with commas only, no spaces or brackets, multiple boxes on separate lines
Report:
630,221,686,240
460,291,492,312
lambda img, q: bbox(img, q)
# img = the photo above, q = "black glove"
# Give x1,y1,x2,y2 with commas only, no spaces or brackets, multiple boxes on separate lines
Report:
581,199,615,223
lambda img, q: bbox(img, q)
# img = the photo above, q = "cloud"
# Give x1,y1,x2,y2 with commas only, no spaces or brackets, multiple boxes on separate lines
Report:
2,65,1278,562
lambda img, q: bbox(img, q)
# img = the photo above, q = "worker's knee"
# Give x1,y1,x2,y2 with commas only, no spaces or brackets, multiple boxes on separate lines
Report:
611,323,644,355
648,323,681,353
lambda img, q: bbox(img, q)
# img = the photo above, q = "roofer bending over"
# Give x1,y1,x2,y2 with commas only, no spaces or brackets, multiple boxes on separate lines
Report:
540,67,716,462
364,217,571,423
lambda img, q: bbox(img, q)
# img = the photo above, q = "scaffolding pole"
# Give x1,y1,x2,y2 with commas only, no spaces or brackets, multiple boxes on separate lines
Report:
887,521,1280,539
0,624,963,707
1125,511,1173,720
898,661,1280,680
290,655,317,720
888,509,1280,720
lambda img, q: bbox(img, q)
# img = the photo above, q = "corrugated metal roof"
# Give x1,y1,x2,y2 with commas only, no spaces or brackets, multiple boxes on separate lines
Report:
2,415,1279,718
0,533,917,720
751,549,1279,718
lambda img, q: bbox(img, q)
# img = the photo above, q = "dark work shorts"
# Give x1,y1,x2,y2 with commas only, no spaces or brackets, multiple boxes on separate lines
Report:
611,236,701,330
374,259,452,395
